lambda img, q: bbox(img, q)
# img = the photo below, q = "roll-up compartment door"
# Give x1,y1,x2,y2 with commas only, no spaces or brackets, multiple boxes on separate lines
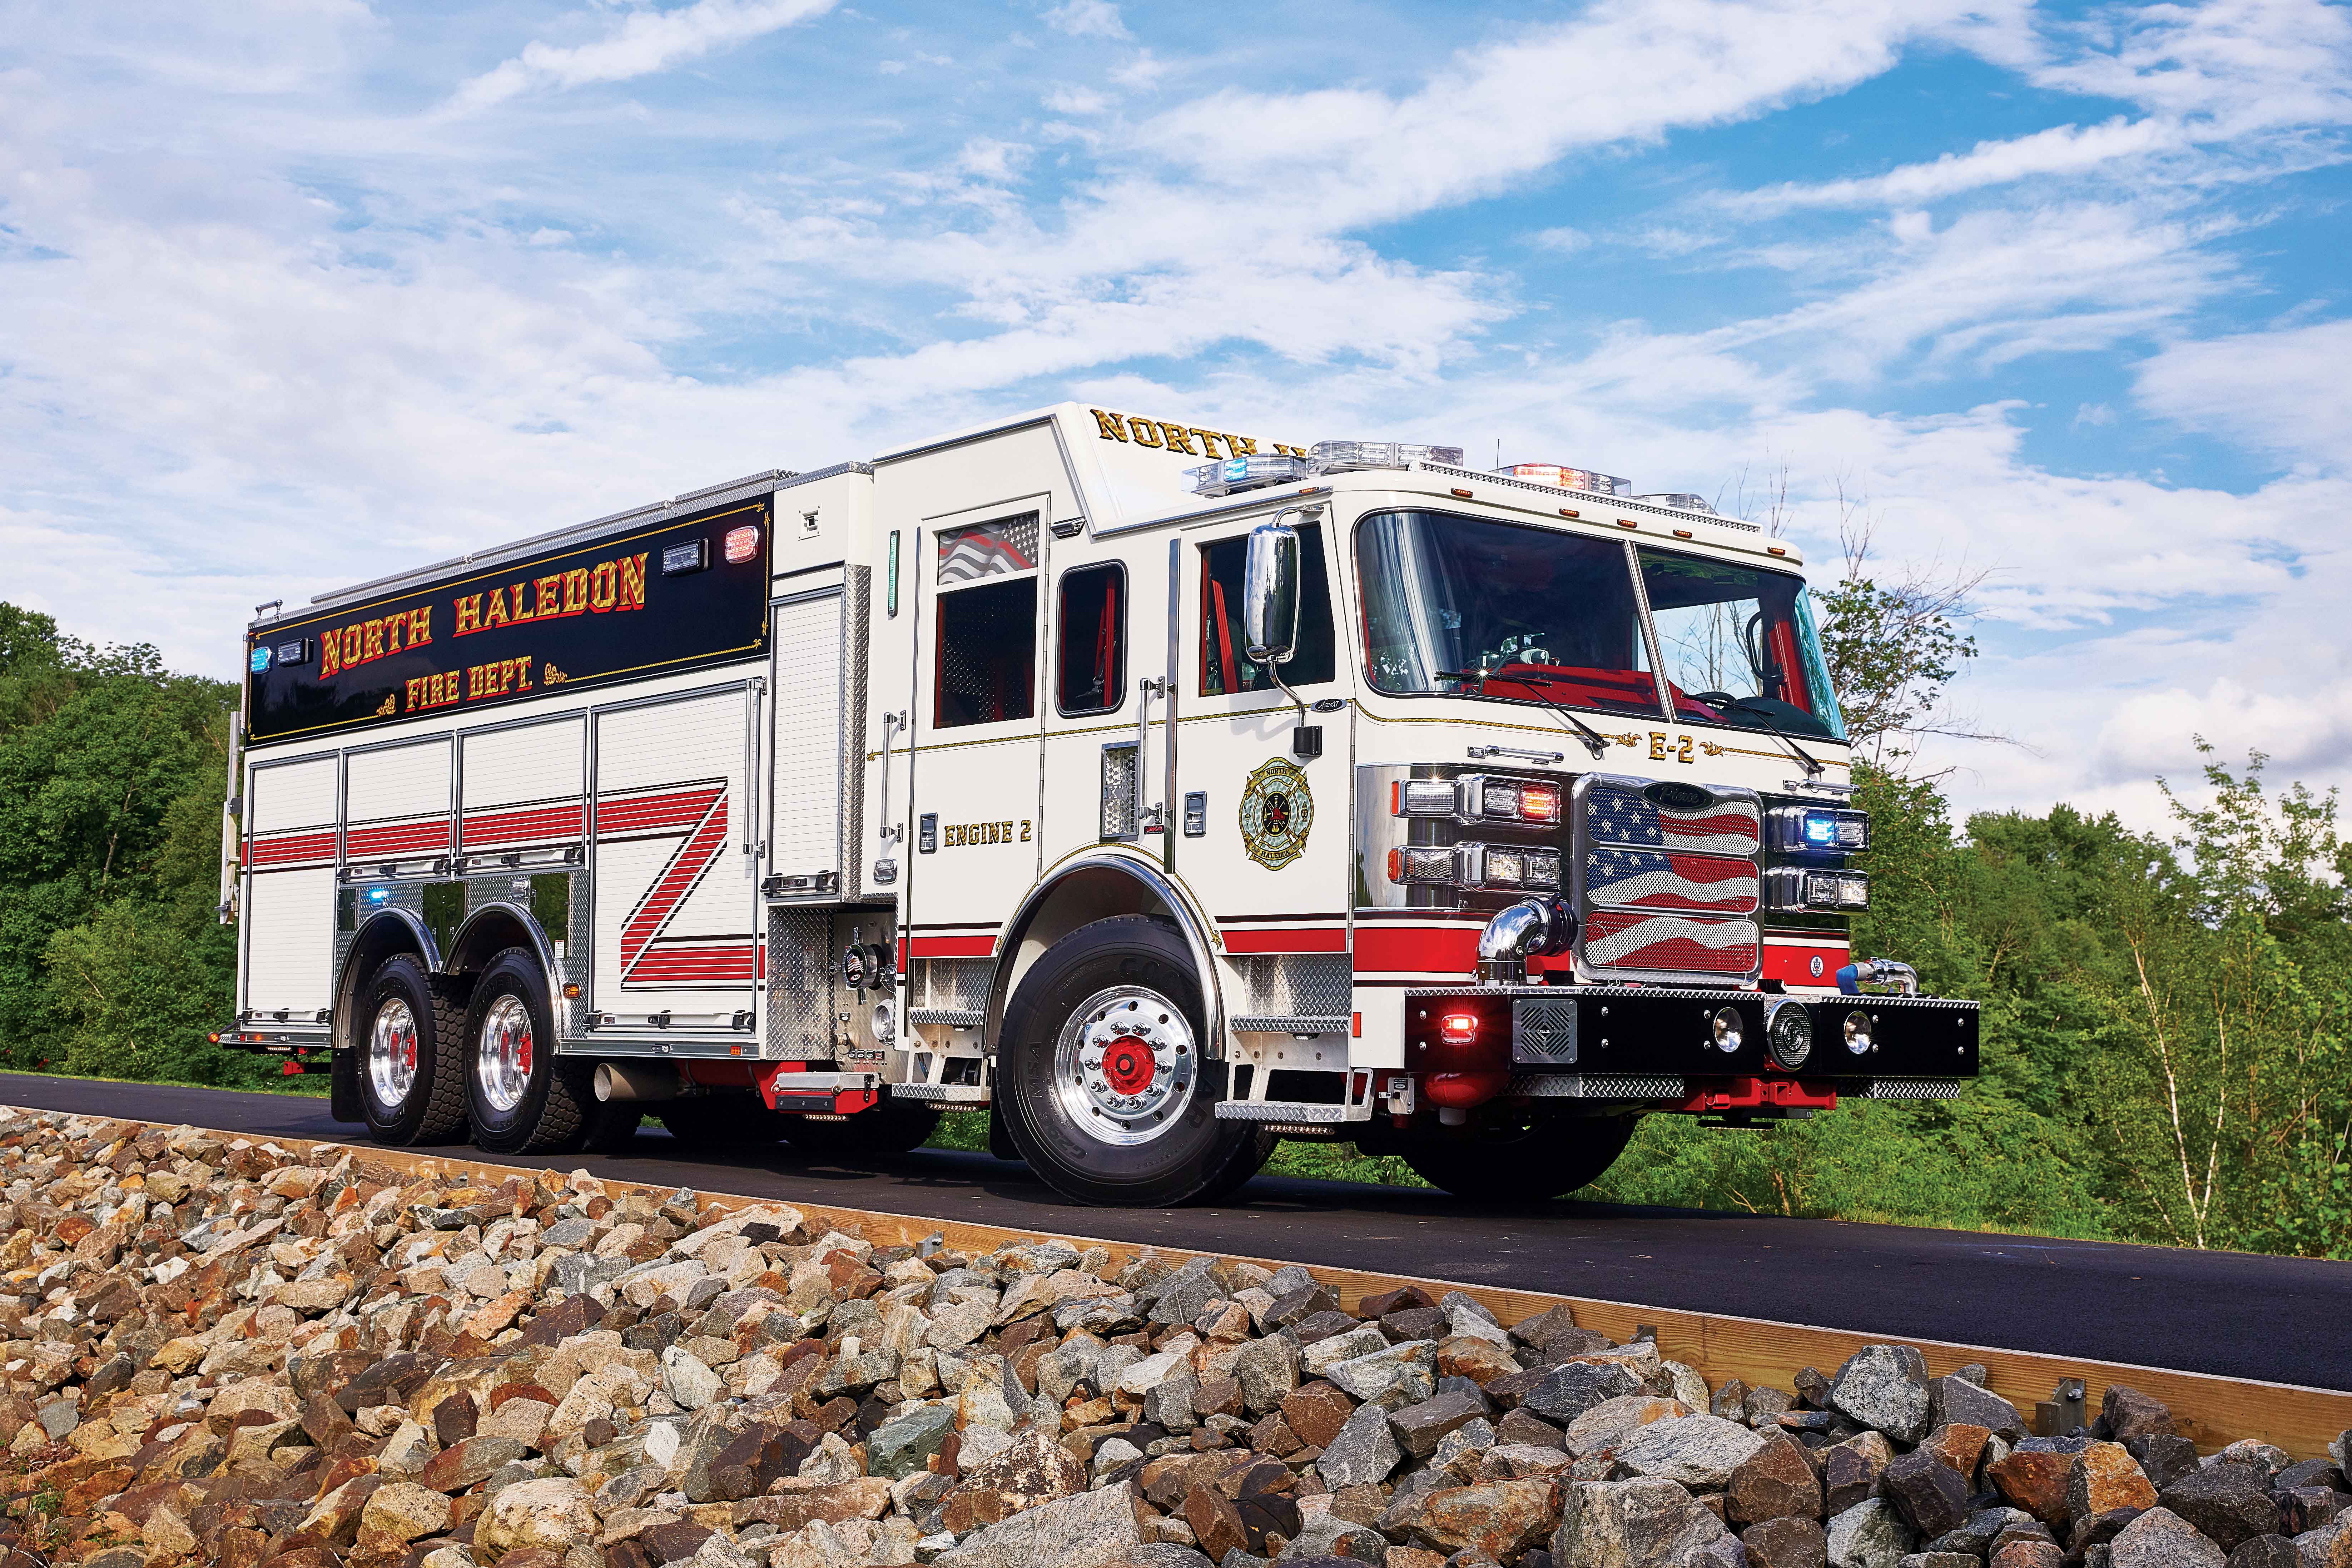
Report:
242,753,341,1017
593,687,757,1021
767,590,845,892
344,739,452,866
462,717,587,857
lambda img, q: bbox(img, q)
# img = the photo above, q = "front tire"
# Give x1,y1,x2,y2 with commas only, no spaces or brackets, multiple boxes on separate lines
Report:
1401,1111,1638,1202
996,915,1270,1207
463,948,592,1155
359,954,468,1146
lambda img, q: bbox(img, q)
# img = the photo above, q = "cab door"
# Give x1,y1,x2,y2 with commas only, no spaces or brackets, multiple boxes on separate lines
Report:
904,504,1049,953
1171,513,1352,952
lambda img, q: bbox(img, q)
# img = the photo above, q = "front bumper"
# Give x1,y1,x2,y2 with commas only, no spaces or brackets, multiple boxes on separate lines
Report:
1402,984,1978,1101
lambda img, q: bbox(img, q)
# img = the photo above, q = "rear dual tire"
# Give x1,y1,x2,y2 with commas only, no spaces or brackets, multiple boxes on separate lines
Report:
356,948,636,1154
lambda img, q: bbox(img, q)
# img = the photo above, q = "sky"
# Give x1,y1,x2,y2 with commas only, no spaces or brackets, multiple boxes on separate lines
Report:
3,0,2348,831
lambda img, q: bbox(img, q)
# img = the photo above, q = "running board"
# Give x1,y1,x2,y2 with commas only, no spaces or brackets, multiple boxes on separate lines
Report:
893,1082,991,1105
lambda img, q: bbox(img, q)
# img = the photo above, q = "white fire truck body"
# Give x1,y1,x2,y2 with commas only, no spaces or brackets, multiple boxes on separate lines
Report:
224,402,1978,1205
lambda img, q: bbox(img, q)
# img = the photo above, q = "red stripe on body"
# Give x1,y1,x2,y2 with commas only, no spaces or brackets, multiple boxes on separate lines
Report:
905,935,995,959
346,821,450,858
464,802,584,848
248,830,337,867
1222,927,1347,955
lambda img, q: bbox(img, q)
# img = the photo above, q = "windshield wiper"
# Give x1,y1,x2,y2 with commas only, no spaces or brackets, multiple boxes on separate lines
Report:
1711,696,1824,779
1436,669,1610,760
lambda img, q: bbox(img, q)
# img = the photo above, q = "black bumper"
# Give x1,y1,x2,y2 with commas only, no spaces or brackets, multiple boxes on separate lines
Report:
1402,984,1978,1094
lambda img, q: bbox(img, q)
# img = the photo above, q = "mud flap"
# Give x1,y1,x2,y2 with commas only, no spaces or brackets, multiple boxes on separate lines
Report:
329,1046,362,1123
987,1106,1022,1164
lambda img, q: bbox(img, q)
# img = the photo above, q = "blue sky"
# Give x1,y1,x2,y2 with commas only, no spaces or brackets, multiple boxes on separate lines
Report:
4,0,2348,828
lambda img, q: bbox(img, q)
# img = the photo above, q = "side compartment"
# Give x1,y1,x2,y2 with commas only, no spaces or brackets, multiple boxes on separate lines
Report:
590,683,761,1037
241,752,341,1023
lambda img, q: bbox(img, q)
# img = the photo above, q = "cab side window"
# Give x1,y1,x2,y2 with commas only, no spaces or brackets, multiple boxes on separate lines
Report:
933,515,1039,729
1200,522,1335,696
1056,564,1125,716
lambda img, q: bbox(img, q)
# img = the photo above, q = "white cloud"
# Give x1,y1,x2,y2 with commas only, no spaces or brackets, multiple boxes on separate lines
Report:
1529,225,1589,254
446,0,841,113
2134,317,2352,464
1043,0,1130,40
1729,117,2183,210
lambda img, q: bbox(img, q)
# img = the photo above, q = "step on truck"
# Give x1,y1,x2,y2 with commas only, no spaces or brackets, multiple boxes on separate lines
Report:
217,403,1979,1205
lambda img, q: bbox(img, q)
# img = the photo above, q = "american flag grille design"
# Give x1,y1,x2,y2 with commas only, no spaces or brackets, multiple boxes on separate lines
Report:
1585,847,1759,915
1583,908,1759,975
1579,778,1760,979
937,514,1039,583
1582,781,1758,853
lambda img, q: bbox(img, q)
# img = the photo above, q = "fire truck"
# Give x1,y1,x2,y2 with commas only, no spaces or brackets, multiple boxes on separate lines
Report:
219,403,1978,1206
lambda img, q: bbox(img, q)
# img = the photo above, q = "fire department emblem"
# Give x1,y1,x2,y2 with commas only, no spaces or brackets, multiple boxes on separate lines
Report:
1239,758,1313,871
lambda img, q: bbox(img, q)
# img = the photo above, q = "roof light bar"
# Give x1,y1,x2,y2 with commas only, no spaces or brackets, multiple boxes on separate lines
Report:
1497,463,1632,496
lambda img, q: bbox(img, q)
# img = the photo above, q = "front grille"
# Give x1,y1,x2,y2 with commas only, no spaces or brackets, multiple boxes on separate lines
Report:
1575,774,1761,983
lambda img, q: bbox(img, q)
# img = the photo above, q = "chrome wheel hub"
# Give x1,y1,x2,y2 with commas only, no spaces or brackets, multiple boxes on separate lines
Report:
1052,985,1194,1147
369,997,418,1107
475,995,534,1113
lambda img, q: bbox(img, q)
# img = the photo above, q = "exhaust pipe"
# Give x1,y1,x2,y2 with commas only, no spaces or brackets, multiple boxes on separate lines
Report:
594,1062,691,1103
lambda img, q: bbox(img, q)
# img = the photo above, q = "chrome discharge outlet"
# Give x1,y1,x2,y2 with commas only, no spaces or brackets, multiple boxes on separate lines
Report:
1475,897,1574,986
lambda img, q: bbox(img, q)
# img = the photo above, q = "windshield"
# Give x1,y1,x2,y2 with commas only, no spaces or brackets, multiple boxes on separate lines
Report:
1637,547,1844,740
1356,510,1666,720
1354,509,1846,740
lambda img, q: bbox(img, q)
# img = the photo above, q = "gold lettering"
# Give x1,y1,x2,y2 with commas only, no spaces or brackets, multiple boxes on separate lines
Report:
1226,434,1259,456
483,589,510,629
320,630,342,679
589,562,618,611
617,553,648,611
408,606,432,646
536,575,563,618
343,627,364,669
509,582,535,622
1020,819,1032,842
1188,427,1222,458
362,617,385,663
405,677,420,710
1127,418,1162,449
384,615,406,655
454,595,483,636
514,658,532,692
1649,732,1668,761
1157,422,1197,456
562,569,589,614
1677,736,1694,764
1091,408,1128,442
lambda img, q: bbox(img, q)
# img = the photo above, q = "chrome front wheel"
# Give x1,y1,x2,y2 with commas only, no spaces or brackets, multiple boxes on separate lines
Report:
1052,984,1196,1147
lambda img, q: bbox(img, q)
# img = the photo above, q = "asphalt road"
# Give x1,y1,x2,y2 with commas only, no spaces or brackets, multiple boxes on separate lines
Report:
7,1073,2345,1391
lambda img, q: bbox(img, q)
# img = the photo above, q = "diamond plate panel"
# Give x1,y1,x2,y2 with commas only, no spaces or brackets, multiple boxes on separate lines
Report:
1511,1072,1684,1099
765,904,837,1059
1860,1077,1963,1100
919,958,992,1013
1241,954,1352,1018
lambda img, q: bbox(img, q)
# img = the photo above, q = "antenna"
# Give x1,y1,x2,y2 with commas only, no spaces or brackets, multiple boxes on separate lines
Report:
1494,438,1502,470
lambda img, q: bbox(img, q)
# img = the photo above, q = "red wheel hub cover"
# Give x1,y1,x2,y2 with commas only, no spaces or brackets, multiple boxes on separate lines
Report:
1102,1040,1155,1096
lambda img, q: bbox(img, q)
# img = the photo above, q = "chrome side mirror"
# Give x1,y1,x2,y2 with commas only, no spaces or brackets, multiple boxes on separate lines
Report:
1243,517,1301,666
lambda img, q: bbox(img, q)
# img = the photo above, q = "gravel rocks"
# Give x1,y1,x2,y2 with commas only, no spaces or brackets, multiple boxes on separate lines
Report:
0,1107,2343,1568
